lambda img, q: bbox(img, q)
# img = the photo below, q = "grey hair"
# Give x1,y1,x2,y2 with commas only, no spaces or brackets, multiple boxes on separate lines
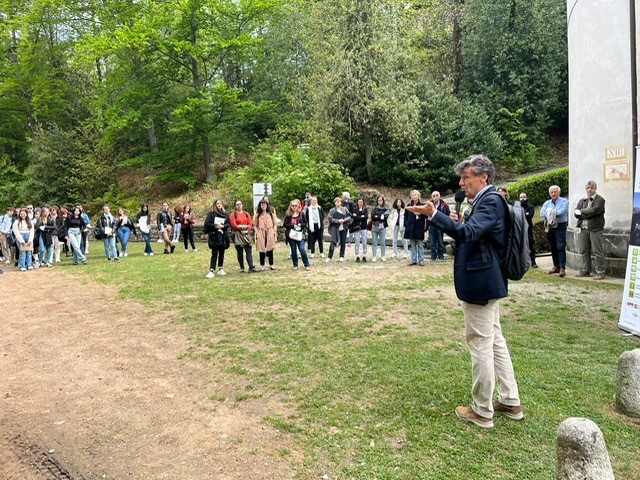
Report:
455,154,495,184
549,185,561,193
410,190,421,199
342,191,350,200
586,180,597,188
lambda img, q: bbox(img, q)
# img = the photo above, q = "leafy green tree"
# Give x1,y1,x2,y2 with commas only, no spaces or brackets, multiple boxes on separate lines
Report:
302,0,421,182
460,0,568,136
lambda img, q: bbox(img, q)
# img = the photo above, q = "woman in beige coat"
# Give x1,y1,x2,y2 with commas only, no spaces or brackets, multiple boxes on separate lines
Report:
255,200,277,270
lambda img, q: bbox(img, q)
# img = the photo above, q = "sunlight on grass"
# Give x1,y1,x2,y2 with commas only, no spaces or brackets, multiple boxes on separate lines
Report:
65,241,640,479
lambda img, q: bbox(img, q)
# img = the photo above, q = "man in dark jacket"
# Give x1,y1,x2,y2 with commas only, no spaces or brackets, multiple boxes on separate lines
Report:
574,180,606,279
517,192,538,268
407,154,522,429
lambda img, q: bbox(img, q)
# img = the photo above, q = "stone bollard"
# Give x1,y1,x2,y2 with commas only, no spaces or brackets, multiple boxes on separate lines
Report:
616,349,640,418
556,418,614,480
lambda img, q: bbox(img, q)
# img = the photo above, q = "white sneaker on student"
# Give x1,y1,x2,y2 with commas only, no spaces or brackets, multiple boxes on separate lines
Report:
149,252,154,256
310,253,315,258
320,253,325,258
206,270,215,278
184,249,189,253
338,257,344,262
194,248,198,253
381,257,387,262
217,269,227,275
372,257,377,262
144,253,148,256
325,258,331,263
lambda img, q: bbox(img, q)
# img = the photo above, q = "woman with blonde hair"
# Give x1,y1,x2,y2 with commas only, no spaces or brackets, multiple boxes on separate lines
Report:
283,198,310,270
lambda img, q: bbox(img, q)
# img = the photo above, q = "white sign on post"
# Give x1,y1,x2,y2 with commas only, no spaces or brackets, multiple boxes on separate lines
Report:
252,183,273,214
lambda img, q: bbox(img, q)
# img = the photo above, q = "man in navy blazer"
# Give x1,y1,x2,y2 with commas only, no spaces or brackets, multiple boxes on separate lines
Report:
407,154,522,428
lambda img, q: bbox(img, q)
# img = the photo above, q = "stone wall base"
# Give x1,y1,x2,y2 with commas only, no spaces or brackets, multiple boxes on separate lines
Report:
566,228,629,277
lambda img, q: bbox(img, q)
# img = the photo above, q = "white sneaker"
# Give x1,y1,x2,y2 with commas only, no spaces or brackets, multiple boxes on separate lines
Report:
172,239,178,244
144,253,148,256
320,253,325,258
217,269,227,275
27,266,33,270
184,249,189,253
286,254,291,259
20,267,26,272
310,253,315,258
372,257,377,262
403,254,408,259
338,257,344,262
325,258,331,263
381,257,387,262
206,270,215,278
305,266,310,271
292,266,298,270
149,252,154,256
270,265,277,270
157,238,164,243
194,248,198,253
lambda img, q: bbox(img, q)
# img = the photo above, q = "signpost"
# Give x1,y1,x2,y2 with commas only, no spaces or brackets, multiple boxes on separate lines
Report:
253,183,272,214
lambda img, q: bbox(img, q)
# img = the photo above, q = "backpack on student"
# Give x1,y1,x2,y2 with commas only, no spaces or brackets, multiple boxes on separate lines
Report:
484,192,531,280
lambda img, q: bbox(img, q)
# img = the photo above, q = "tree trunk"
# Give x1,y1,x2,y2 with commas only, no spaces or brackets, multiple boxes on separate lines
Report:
452,0,465,94
203,138,214,183
189,23,214,184
147,118,158,153
365,127,373,182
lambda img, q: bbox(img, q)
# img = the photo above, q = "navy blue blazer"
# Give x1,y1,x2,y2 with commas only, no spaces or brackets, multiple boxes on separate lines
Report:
429,186,508,302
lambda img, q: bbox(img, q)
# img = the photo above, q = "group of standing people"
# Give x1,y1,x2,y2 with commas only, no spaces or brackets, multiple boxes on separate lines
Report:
0,203,92,271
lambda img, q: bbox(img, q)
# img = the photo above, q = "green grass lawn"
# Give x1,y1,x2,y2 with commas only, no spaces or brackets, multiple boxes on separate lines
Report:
65,241,640,479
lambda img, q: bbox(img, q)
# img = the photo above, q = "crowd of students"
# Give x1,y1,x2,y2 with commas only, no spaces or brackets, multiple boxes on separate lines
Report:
0,190,450,277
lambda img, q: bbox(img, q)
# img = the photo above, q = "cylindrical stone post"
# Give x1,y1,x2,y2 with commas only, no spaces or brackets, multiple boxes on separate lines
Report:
616,349,640,418
556,418,614,480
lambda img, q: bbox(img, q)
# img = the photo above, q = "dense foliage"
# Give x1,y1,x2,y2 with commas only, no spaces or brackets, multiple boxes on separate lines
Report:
0,0,568,208
505,166,569,206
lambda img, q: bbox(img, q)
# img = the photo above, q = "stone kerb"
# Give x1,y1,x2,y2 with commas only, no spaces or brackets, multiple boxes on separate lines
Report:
556,417,614,480
615,349,640,418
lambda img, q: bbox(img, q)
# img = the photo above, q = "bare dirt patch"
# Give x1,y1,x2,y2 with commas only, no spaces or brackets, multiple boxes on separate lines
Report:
0,271,298,479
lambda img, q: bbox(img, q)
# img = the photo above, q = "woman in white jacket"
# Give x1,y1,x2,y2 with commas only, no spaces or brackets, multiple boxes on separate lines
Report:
388,198,408,259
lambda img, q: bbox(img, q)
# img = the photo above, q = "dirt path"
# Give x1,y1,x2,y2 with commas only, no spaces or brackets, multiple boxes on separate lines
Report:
0,270,298,479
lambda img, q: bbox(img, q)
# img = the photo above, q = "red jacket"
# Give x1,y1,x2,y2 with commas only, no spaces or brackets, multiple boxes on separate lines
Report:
229,211,254,232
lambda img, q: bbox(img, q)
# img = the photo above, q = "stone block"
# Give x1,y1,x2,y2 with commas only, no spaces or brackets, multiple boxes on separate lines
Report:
616,349,640,418
556,417,614,480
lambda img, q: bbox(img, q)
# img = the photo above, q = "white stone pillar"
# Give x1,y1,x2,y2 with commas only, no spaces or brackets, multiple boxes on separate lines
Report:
566,0,636,275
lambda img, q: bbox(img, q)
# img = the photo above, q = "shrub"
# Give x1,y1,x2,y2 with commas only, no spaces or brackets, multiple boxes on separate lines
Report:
219,140,357,214
505,166,568,206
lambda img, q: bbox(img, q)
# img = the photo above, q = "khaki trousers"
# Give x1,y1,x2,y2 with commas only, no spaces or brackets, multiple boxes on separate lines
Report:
0,233,6,258
579,228,605,275
461,299,521,418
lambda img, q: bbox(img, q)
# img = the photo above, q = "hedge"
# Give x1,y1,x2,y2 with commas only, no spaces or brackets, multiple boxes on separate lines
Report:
504,166,569,206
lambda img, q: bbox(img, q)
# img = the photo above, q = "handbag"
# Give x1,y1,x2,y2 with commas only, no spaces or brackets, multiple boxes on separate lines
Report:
288,229,303,242
234,230,253,246
367,220,372,231
93,225,105,240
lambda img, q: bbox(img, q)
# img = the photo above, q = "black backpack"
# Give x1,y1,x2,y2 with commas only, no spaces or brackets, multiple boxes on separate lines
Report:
485,192,531,280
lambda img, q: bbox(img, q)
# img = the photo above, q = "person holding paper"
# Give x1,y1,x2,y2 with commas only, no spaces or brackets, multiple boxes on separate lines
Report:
98,204,119,262
204,199,231,278
136,204,154,256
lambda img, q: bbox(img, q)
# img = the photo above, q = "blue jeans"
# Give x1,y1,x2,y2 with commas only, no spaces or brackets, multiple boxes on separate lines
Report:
38,235,53,264
103,236,118,259
289,239,310,268
429,224,445,260
372,228,387,258
546,222,567,268
393,225,408,256
354,229,367,256
410,238,424,264
117,227,131,253
18,232,33,269
68,228,86,263
172,222,181,242
141,231,153,254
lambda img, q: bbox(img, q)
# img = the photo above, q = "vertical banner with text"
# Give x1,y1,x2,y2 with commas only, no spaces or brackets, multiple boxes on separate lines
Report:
619,146,640,335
